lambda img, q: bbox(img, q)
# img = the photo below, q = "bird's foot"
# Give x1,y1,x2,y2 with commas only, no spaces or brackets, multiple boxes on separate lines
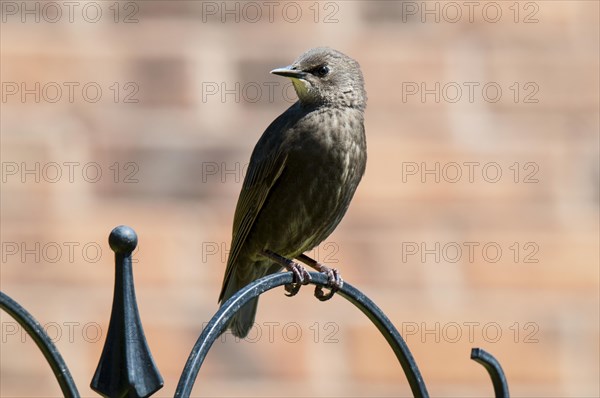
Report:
314,265,343,301
284,262,312,297
262,250,311,297
297,254,343,301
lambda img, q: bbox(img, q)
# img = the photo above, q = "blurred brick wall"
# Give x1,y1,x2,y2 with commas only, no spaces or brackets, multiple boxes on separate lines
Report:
1,1,598,397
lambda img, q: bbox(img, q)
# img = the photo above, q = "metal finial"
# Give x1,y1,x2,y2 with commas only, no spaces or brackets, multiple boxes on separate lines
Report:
91,226,163,398
108,225,138,254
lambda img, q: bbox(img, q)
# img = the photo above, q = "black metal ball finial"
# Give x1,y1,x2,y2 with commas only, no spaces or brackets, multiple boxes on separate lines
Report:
108,225,138,254
92,225,163,396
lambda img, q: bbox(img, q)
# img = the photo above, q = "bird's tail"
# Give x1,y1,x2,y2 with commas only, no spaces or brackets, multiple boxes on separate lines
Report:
229,297,259,339
219,268,260,339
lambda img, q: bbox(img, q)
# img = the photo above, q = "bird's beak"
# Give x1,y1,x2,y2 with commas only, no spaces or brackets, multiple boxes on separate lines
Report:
270,66,306,79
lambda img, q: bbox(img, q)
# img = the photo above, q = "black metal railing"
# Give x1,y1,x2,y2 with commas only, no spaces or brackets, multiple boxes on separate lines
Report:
0,225,510,397
0,291,80,397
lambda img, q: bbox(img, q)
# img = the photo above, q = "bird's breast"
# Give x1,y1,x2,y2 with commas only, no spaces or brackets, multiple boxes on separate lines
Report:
259,108,366,255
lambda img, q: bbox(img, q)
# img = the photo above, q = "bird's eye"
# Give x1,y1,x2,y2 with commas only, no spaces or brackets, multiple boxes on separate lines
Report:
313,65,330,77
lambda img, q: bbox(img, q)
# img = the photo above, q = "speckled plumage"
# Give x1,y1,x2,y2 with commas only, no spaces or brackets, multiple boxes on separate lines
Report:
218,48,367,338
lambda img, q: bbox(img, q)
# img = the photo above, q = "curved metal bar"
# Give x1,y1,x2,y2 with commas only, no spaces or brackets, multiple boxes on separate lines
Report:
175,272,429,397
0,291,80,398
471,348,509,397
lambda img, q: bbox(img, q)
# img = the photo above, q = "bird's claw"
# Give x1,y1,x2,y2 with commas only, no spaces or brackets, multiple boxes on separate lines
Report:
285,262,311,297
262,250,312,297
314,267,343,301
262,250,340,299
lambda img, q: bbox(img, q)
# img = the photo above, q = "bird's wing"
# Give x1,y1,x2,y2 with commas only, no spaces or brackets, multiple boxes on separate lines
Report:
218,148,288,302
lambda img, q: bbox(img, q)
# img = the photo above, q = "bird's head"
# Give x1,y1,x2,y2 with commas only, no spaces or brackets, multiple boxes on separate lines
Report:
270,47,366,110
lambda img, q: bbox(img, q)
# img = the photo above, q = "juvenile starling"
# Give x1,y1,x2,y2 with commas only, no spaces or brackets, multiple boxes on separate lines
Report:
218,47,367,338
